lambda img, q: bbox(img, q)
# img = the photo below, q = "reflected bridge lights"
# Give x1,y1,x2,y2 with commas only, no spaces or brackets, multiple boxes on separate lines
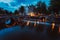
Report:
43,18,45,22
51,23,55,31
26,21,30,26
58,25,60,33
34,21,37,27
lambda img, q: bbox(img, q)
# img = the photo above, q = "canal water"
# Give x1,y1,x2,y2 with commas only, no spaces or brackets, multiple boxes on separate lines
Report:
0,25,60,40
0,19,60,40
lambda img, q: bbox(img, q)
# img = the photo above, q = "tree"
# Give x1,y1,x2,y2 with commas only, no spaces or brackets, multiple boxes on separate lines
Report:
36,1,42,13
41,2,47,14
19,6,25,15
5,10,10,15
36,1,47,14
28,5,37,13
0,8,5,14
33,6,37,13
14,10,19,15
50,0,60,14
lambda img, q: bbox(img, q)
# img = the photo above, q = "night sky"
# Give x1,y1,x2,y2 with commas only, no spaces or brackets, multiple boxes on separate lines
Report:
0,0,50,12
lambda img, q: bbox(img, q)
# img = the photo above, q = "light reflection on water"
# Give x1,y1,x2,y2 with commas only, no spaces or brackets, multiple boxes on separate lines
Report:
1,19,59,40
0,23,59,40
5,19,11,24
0,25,36,36
0,25,59,40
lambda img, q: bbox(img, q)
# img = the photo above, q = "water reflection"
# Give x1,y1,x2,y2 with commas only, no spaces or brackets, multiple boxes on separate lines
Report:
26,21,30,26
59,25,60,33
0,17,60,40
51,23,55,31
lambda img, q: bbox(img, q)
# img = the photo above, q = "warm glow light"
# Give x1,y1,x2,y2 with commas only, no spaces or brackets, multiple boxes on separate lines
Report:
34,21,37,27
26,21,30,26
28,12,35,16
51,23,55,31
59,25,60,33
43,18,45,22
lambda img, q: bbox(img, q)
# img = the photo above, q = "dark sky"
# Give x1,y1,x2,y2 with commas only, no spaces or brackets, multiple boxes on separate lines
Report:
0,0,50,12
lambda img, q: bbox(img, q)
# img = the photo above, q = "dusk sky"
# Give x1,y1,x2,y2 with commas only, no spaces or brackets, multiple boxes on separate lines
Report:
0,0,50,12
